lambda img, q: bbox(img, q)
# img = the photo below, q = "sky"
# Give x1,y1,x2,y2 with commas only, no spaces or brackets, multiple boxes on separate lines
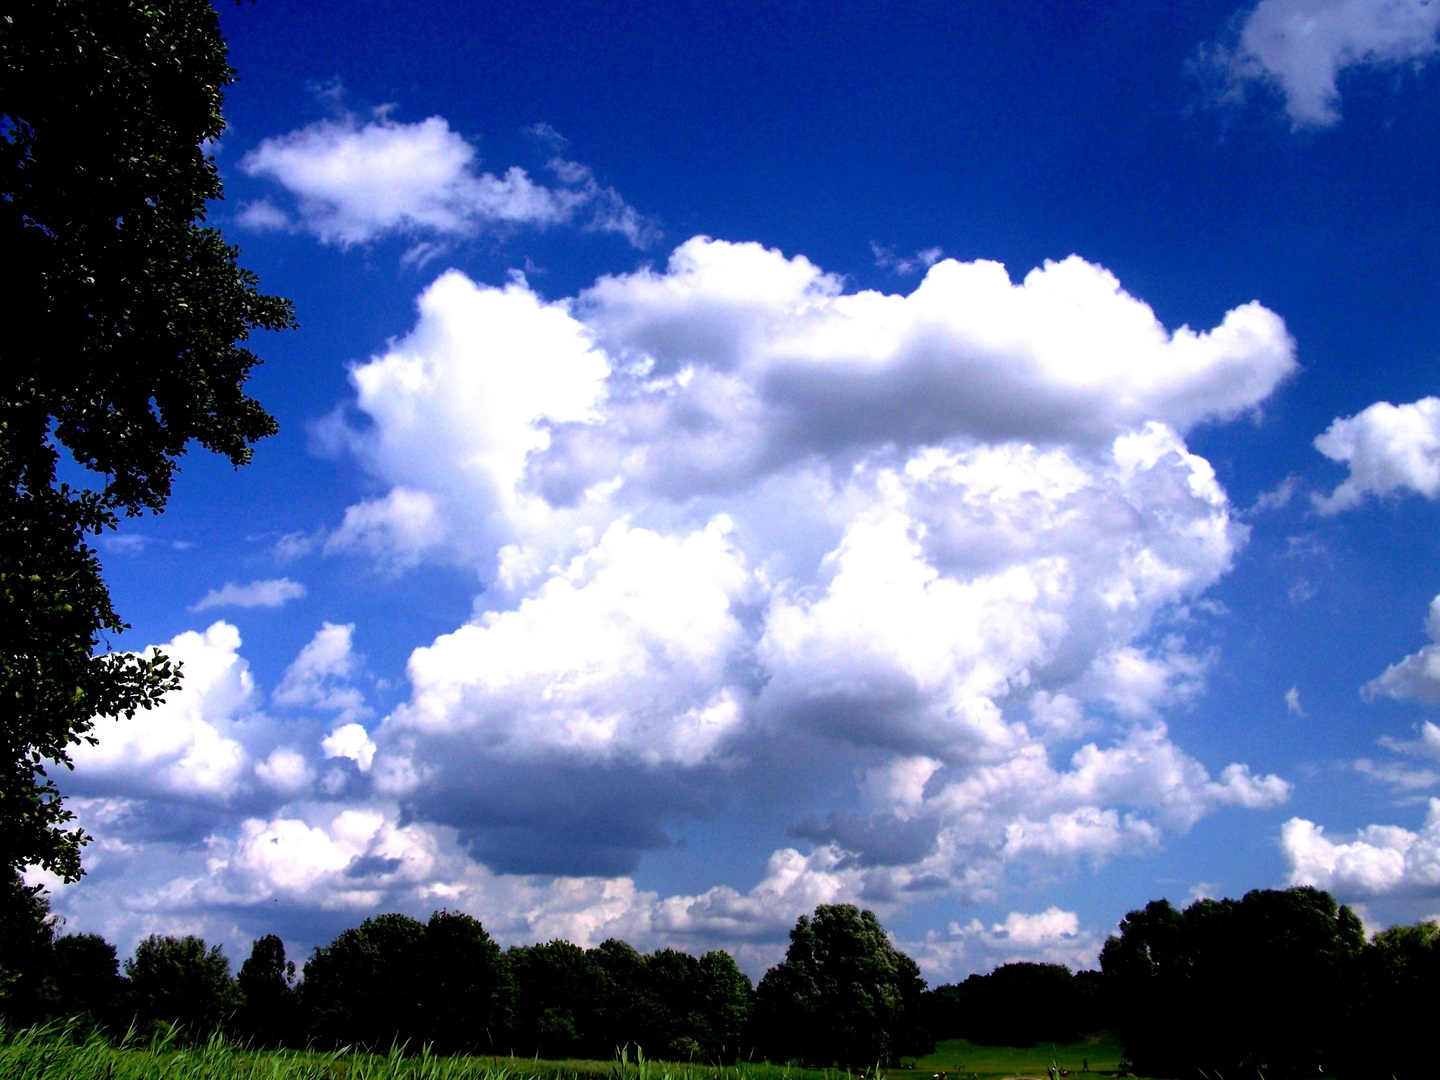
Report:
36,0,1440,981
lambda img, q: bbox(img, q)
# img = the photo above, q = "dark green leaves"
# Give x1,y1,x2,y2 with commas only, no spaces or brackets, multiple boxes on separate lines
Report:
0,0,293,887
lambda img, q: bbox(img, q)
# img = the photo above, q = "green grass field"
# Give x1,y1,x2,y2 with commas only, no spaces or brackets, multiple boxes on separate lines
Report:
0,1026,872,1080
904,1035,1130,1079
0,1026,1144,1080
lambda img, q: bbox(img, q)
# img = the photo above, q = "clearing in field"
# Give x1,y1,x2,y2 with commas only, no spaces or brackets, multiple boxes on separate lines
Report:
904,1034,1131,1079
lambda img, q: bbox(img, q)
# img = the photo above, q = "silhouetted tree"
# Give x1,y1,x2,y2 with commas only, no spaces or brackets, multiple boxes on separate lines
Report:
506,940,602,1058
125,934,237,1041
753,904,929,1067
0,869,54,1025
0,0,293,899
1102,886,1363,1079
589,938,654,1056
302,913,428,1050
1346,919,1440,1079
646,948,707,1061
925,962,1090,1047
50,932,128,1034
236,934,297,1048
418,910,512,1054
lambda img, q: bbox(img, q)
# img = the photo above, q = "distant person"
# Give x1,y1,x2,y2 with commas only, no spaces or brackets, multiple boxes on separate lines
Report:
1082,1061,1089,1073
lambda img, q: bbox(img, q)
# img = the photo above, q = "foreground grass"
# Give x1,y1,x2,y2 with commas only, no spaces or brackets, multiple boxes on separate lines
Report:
0,1027,860,1080
906,1035,1133,1078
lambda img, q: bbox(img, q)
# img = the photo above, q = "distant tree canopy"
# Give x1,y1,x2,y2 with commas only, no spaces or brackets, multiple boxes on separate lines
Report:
504,937,753,1062
1100,886,1366,1080
5,891,1438,1079
0,0,294,911
923,962,1105,1047
1351,919,1440,1080
753,904,931,1067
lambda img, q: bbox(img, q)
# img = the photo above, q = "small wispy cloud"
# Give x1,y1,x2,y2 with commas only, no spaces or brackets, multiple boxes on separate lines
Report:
240,111,657,249
1201,0,1440,128
191,577,307,612
1285,684,1305,716
871,241,944,275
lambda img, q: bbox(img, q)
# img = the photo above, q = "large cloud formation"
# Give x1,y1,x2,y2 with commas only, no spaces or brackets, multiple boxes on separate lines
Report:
54,238,1298,972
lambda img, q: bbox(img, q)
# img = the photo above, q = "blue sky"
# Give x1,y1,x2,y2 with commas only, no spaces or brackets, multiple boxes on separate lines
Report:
39,0,1440,979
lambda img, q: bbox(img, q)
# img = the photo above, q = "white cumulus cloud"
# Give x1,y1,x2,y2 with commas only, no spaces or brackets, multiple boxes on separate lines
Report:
320,238,1297,890
1283,799,1440,897
273,622,370,721
1314,397,1440,513
909,906,1100,979
52,237,1302,966
1365,595,1440,704
70,623,257,800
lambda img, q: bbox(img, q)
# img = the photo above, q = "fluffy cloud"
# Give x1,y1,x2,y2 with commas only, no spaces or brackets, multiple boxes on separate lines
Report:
273,622,370,722
908,906,1101,979
384,518,750,769
70,623,257,801
1283,799,1440,897
240,114,653,248
324,239,1295,887
191,577,306,612
550,241,1294,499
1314,397,1440,513
1208,0,1440,127
54,237,1300,968
1365,595,1440,704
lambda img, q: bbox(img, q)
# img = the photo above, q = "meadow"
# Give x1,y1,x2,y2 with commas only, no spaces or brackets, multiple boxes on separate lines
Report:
0,1027,1143,1080
905,1034,1131,1077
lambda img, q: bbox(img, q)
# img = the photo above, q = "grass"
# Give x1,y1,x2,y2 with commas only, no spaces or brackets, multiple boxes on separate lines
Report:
904,1035,1136,1079
1,1025,1158,1080
0,1025,880,1080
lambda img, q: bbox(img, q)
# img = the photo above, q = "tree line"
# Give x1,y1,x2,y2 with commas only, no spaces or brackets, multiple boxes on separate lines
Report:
0,896,931,1068
4,885,1438,1077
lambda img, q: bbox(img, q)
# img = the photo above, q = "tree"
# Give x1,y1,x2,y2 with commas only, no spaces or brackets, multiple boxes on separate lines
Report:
643,948,705,1061
695,949,752,1064
0,868,55,1026
924,962,1093,1048
301,913,429,1050
236,934,298,1048
1101,887,1364,1080
589,938,654,1056
506,940,602,1059
1346,920,1440,1079
125,934,238,1040
417,910,512,1054
0,0,295,893
753,904,929,1067
50,932,130,1034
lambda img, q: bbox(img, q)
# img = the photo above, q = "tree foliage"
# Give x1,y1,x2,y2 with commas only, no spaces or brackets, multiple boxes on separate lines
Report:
236,934,297,1048
49,932,128,1035
1101,886,1365,1079
125,934,238,1039
753,904,930,1067
2,895,1438,1075
1346,920,1440,1079
0,0,294,892
923,962,1105,1048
